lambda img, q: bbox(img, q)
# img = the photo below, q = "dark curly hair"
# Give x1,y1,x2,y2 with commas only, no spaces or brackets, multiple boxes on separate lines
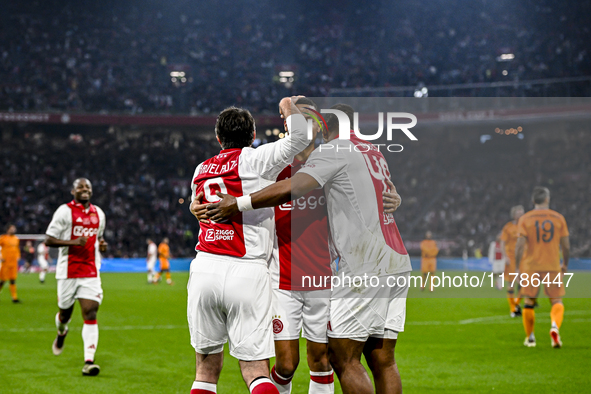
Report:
215,107,256,149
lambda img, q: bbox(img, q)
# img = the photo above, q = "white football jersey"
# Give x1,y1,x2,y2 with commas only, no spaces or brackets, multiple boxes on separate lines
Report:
37,242,49,263
191,114,309,264
147,242,157,263
46,201,106,279
298,133,412,277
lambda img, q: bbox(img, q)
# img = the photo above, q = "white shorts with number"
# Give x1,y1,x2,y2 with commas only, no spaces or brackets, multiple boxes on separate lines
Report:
272,288,330,343
187,252,274,361
147,258,156,272
57,277,103,309
328,272,410,341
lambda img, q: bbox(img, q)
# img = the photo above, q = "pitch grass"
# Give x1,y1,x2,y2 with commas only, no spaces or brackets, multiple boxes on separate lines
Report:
0,272,590,393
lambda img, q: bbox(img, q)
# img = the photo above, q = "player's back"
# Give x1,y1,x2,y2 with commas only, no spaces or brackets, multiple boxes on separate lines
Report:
191,113,308,263
0,235,20,261
421,240,438,260
518,209,569,272
192,148,288,262
501,221,519,258
299,133,411,277
158,243,169,260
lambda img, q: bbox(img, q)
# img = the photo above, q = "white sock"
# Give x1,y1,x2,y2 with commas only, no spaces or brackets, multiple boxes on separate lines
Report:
191,381,217,393
40,271,46,282
250,377,276,393
309,371,334,394
271,366,293,394
82,321,99,362
55,312,69,334
148,272,153,282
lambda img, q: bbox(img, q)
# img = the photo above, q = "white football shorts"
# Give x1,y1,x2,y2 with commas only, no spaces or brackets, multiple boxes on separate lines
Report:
492,261,505,274
146,258,156,272
328,272,410,342
57,277,103,309
38,257,49,270
272,288,330,343
187,252,274,361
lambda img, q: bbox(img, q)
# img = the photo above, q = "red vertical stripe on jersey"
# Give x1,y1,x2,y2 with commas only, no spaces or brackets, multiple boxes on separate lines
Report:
350,133,408,255
495,241,503,260
274,163,332,290
194,149,246,258
67,201,100,278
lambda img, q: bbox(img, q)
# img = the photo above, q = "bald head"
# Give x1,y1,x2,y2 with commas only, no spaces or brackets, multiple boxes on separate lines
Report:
73,178,92,189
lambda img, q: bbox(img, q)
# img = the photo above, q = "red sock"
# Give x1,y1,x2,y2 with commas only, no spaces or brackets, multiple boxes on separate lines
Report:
250,377,279,394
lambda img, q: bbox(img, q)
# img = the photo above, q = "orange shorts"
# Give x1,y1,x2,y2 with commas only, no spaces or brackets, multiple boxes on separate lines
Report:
0,262,18,281
159,259,170,271
421,261,436,273
519,271,565,299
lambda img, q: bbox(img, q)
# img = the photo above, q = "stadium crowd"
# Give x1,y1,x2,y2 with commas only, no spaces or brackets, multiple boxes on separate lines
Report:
1,0,589,114
388,127,591,257
1,122,589,258
0,126,219,257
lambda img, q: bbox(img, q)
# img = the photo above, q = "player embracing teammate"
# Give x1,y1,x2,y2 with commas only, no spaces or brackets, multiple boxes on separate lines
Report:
207,104,412,394
187,97,309,394
45,178,108,376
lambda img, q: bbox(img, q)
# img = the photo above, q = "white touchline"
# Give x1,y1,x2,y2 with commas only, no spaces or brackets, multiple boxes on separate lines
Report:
408,310,591,326
0,324,187,333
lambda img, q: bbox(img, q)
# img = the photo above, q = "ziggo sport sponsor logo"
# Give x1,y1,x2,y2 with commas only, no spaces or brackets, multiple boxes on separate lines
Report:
205,229,235,242
73,226,99,237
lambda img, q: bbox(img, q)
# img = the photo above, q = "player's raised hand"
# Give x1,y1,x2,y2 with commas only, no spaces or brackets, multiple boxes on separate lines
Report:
279,95,305,131
75,236,88,246
99,238,108,252
383,179,402,213
206,192,239,223
190,191,211,224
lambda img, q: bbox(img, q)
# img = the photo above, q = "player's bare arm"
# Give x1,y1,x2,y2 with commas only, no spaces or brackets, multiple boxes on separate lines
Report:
514,236,526,271
45,235,88,247
190,192,209,224
560,236,570,272
99,238,108,252
206,172,320,223
383,179,401,213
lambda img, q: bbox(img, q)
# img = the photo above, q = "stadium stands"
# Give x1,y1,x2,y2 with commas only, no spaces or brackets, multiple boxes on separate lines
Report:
1,119,589,258
1,0,589,114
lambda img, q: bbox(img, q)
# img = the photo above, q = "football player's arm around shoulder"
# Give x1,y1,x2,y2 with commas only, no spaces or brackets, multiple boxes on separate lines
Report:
249,143,340,210
248,102,309,180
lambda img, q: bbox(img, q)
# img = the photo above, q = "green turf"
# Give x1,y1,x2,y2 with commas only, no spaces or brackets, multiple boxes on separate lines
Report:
0,272,590,393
